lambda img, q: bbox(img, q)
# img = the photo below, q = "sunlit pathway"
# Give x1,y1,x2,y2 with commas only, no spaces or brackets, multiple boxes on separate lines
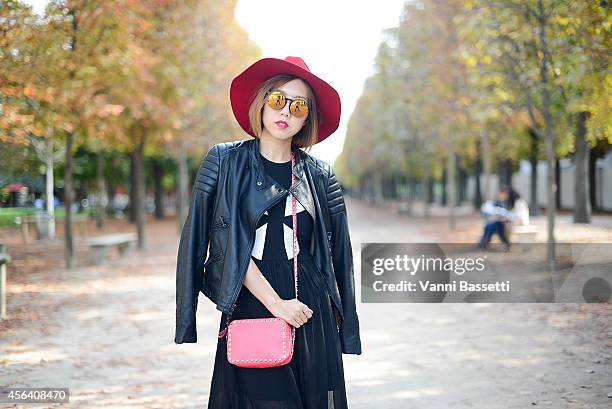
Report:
1,198,610,408
344,199,611,409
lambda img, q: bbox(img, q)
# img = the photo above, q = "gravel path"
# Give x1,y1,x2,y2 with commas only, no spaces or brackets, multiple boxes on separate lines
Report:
1,199,610,408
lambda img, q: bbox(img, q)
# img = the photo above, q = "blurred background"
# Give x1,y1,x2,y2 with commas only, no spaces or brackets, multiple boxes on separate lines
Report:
1,1,610,408
1,0,610,264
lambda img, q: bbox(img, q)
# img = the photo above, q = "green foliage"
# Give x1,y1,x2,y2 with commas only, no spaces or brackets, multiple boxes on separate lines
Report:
338,0,610,192
1,0,259,195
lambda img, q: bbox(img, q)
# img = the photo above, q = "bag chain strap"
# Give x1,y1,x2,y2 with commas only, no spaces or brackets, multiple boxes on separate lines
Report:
218,150,298,339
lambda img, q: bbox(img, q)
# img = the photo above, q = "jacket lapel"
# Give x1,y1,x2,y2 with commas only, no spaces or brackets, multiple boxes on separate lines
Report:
249,138,316,222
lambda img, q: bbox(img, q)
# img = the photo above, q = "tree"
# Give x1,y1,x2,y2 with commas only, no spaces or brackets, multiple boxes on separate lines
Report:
460,0,573,266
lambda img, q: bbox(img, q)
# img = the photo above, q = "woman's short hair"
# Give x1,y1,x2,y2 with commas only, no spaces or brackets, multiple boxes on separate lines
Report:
247,74,319,151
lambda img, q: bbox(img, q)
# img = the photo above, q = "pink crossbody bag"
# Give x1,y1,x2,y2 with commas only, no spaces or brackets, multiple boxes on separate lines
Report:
217,151,299,368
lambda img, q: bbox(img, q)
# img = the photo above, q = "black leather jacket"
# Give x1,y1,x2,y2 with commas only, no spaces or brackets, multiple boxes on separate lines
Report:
174,137,362,354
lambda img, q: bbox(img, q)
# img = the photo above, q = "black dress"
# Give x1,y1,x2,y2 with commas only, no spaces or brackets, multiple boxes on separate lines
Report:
207,153,349,409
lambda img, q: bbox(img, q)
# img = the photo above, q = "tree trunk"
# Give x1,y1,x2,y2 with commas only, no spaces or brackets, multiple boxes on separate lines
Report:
64,132,74,269
499,159,512,187
529,128,540,216
441,167,447,206
177,142,189,231
358,179,365,201
545,144,557,265
76,182,87,213
482,129,492,201
396,174,403,201
538,0,556,265
374,171,384,204
152,158,165,219
573,111,591,223
447,149,456,230
474,139,483,210
555,158,561,210
588,148,598,212
63,6,78,269
128,151,136,223
133,141,146,250
458,159,467,204
423,155,431,218
394,175,401,201
382,175,391,200
106,154,116,218
95,148,106,229
45,136,56,239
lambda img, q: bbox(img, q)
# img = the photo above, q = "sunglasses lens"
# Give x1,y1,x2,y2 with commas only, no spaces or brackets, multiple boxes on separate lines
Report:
290,99,309,117
267,92,286,110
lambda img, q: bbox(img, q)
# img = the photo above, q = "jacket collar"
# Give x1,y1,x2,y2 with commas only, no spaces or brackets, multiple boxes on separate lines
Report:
249,137,305,190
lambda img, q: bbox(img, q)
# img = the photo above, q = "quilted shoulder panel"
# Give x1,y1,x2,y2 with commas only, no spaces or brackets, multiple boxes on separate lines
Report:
306,154,345,215
326,166,346,216
193,139,248,195
216,139,248,156
193,145,220,195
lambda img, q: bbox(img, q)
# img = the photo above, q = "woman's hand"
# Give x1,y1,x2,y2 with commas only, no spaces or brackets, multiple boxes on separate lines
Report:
243,260,312,328
269,298,313,328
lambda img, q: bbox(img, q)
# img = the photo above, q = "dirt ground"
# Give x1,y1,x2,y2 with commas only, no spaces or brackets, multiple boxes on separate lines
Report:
1,199,611,408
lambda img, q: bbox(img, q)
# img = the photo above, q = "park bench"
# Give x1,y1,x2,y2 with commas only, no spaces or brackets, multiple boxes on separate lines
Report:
15,212,89,242
511,225,539,243
509,198,539,243
87,233,137,265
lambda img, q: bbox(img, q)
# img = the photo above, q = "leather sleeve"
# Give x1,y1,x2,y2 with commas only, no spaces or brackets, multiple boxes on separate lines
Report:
174,145,220,344
326,166,362,355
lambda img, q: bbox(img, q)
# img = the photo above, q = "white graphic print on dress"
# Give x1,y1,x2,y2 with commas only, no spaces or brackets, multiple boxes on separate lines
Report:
250,210,268,260
283,194,305,259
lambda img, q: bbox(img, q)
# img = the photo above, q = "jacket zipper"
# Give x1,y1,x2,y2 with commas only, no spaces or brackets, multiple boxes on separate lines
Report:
227,190,288,313
205,216,229,264
211,215,229,231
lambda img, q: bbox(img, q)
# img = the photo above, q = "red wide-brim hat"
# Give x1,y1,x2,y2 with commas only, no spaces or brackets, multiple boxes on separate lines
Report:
230,56,341,144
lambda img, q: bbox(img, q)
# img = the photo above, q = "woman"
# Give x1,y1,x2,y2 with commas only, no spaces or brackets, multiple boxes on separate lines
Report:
478,185,519,250
174,56,362,408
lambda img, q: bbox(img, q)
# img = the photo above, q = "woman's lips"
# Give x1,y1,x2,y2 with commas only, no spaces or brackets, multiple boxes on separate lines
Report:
275,121,288,129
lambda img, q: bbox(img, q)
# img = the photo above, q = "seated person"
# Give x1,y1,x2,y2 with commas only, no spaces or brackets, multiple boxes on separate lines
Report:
478,186,519,250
